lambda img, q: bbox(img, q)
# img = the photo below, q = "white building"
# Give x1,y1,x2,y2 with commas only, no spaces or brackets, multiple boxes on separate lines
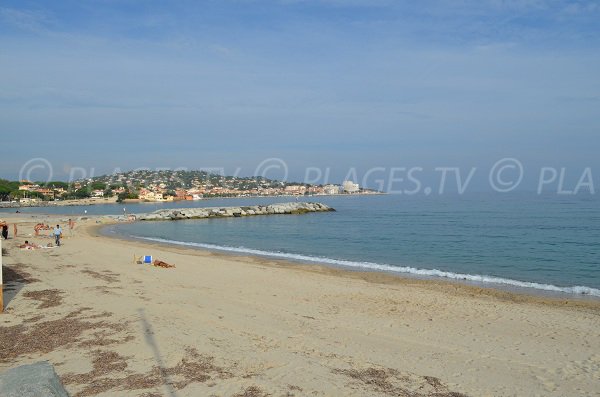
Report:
342,180,360,193
323,184,340,195
19,197,39,204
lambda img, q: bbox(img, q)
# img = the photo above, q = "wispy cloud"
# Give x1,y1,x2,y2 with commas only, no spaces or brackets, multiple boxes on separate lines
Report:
0,7,52,33
0,0,598,178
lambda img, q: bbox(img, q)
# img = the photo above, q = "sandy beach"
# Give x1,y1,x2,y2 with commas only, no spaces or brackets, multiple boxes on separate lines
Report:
1,214,599,397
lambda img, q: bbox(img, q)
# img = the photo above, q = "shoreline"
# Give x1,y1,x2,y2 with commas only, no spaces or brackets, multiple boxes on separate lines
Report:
4,210,600,303
99,221,600,304
97,223,600,308
2,215,599,396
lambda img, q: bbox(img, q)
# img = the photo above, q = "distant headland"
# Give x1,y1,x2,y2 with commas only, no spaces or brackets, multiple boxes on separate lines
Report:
0,169,381,208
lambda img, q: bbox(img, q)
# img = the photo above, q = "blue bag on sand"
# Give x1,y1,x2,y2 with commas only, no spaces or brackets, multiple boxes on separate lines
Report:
143,255,153,264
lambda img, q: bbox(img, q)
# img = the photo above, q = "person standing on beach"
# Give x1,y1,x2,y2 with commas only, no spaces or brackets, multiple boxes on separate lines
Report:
1,224,8,240
13,223,17,238
68,218,75,236
54,224,62,246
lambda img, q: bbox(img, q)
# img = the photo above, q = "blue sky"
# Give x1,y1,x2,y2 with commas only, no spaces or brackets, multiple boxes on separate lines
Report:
1,0,599,189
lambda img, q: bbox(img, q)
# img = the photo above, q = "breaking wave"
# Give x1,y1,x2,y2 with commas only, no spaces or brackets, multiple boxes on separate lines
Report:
136,236,600,297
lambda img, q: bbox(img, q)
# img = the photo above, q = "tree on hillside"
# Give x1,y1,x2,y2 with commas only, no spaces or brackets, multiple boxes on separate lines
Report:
74,188,91,199
0,185,11,201
47,181,70,190
91,182,107,191
0,179,20,201
116,191,138,202
9,190,45,200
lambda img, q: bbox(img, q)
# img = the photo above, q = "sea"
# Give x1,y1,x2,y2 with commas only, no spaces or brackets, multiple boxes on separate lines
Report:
4,193,599,297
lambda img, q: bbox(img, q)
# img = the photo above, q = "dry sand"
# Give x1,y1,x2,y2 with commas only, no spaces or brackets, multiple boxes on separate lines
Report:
1,214,599,397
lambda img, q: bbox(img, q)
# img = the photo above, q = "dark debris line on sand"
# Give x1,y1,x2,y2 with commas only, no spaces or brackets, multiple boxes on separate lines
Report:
0,308,130,364
22,289,64,309
60,347,233,397
333,367,468,397
80,268,120,283
231,385,271,397
1,263,40,286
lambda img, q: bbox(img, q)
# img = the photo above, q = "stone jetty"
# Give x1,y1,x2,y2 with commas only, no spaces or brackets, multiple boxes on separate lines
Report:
136,202,335,221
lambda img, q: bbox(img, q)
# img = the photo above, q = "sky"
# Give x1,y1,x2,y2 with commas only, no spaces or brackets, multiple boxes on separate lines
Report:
1,0,599,191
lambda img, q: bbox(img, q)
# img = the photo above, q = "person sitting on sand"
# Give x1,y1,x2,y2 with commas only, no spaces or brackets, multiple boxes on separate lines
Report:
19,240,41,249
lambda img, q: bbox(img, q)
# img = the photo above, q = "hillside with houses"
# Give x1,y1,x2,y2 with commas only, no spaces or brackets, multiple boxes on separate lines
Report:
0,170,377,205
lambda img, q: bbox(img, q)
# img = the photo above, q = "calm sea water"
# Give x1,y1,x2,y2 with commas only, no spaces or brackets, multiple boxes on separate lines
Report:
6,194,599,296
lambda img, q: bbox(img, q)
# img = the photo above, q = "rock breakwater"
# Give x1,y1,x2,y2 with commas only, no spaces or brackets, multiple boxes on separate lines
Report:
137,202,334,221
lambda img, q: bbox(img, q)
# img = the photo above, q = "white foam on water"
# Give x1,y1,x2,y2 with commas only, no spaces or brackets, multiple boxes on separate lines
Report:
137,236,600,297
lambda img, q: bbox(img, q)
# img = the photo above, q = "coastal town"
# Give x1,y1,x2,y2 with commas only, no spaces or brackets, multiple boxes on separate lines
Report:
0,169,378,207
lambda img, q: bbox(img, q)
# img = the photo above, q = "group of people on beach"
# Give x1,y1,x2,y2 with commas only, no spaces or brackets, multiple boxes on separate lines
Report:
31,224,64,246
0,218,74,248
15,224,62,249
33,219,74,238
